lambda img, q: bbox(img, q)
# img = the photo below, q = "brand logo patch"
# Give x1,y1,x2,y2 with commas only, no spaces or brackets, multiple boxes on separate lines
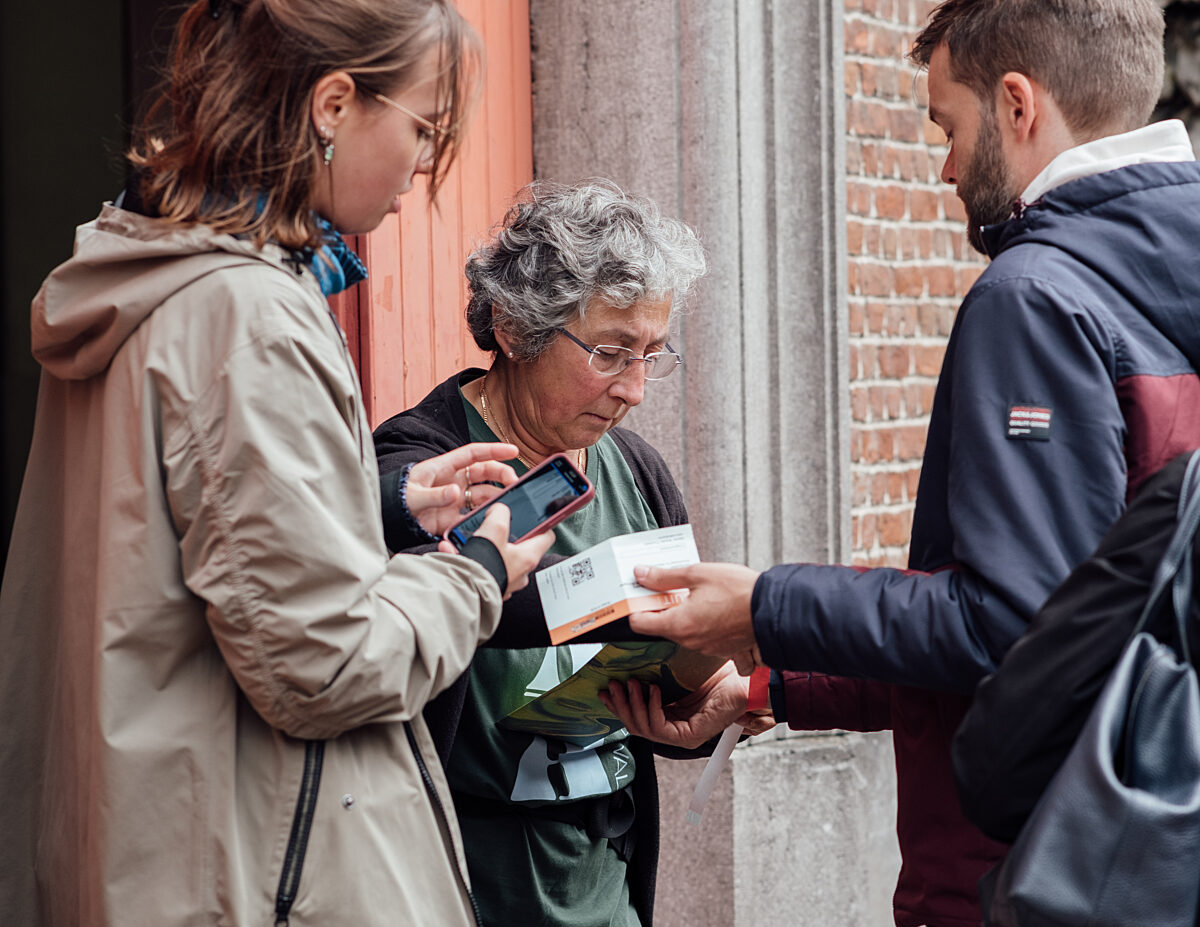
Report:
1007,405,1052,441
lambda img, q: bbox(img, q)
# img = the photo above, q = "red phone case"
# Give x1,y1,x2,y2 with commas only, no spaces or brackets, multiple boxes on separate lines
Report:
445,452,595,546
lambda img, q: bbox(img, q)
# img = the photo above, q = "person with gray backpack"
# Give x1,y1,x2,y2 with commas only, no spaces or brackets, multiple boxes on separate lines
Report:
955,448,1200,926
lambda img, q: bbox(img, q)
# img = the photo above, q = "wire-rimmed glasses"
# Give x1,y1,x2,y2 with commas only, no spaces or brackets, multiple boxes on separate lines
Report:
557,328,682,380
372,93,452,143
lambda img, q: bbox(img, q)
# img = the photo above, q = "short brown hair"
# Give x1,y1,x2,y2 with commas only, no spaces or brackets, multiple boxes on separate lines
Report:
130,0,481,250
910,0,1164,140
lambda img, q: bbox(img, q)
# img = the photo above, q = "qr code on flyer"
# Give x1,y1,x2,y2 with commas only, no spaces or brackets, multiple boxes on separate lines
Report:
569,558,595,586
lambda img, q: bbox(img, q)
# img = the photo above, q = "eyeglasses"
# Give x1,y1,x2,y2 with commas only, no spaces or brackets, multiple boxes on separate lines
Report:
557,328,682,380
373,93,452,143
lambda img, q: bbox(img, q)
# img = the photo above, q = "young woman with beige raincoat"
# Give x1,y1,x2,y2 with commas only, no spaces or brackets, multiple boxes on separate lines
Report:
0,1,553,923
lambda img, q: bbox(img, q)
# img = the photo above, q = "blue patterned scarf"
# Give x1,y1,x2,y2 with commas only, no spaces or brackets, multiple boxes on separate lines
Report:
306,215,368,297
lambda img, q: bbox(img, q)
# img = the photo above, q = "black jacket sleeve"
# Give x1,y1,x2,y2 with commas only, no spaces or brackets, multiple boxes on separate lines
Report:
951,450,1200,842
375,377,468,552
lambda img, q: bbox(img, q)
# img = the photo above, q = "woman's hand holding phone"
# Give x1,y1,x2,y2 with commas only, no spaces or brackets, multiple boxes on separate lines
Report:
439,504,554,600
405,442,520,536
443,453,594,549
435,452,589,600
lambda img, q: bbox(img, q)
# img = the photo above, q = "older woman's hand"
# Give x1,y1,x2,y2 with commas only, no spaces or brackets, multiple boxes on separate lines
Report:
406,442,520,536
598,663,776,750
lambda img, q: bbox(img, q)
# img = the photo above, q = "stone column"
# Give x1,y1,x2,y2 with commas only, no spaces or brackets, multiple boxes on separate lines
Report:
530,1,900,924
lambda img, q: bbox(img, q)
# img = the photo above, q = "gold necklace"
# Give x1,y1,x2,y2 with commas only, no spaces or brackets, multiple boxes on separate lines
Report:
479,375,586,473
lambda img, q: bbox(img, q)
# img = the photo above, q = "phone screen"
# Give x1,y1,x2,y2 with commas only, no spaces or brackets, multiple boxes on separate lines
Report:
447,456,589,548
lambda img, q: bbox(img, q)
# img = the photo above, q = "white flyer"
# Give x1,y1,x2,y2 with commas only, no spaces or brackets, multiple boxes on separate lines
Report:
536,524,699,644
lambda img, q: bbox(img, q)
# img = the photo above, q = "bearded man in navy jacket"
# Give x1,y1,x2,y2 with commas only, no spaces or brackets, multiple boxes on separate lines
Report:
614,1,1200,925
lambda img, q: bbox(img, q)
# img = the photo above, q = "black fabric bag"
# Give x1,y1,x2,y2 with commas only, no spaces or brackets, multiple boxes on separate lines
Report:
981,449,1200,927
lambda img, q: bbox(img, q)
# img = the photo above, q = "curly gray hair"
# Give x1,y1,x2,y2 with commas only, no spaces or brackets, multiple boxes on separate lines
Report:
465,180,707,360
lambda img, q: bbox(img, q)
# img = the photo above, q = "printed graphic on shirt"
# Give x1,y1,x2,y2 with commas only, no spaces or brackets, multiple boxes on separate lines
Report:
1007,405,1052,441
509,643,634,802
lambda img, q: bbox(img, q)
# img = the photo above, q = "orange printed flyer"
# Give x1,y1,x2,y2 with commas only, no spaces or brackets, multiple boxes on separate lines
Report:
535,525,699,645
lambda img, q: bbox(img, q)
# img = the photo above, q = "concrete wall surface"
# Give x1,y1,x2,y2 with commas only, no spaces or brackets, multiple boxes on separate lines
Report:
530,0,851,570
655,733,901,926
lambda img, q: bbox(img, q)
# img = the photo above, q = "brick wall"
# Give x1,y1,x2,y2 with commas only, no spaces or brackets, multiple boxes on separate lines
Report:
843,0,987,567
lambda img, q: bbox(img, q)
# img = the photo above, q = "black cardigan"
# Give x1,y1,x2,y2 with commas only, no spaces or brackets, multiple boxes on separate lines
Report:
373,369,694,926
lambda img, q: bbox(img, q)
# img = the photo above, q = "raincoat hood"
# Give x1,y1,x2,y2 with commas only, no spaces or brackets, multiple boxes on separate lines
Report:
29,200,377,379
30,204,307,380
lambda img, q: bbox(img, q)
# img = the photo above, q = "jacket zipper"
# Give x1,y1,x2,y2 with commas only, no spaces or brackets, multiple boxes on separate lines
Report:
404,722,483,927
274,739,326,927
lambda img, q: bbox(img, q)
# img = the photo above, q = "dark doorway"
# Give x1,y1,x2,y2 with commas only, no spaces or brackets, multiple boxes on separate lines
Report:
0,0,179,564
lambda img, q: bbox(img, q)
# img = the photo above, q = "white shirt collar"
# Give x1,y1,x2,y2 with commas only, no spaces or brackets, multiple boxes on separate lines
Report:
1019,119,1196,206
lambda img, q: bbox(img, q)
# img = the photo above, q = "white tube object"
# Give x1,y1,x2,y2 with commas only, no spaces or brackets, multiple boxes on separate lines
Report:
685,723,742,825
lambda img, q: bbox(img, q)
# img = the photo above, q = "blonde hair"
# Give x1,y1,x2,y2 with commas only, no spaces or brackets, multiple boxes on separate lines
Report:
129,0,480,250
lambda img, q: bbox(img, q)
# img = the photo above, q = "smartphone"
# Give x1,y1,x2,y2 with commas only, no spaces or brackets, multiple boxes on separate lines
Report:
445,452,595,550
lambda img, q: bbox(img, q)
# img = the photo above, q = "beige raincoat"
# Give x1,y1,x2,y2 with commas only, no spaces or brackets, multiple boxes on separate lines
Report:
0,205,499,925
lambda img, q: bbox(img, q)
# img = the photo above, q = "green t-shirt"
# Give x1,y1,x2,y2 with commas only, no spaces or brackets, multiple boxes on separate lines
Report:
450,391,658,926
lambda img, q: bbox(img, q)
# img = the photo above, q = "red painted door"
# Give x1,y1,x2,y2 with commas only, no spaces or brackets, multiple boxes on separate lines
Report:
329,0,533,428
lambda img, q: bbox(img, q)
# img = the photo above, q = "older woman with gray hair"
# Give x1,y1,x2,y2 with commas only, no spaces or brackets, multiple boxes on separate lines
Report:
374,180,769,926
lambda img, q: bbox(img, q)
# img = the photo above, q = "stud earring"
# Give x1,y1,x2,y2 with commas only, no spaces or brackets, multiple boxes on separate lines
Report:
319,125,335,167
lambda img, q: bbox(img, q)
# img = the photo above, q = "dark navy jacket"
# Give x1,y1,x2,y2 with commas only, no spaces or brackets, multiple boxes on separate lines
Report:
756,160,1200,927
